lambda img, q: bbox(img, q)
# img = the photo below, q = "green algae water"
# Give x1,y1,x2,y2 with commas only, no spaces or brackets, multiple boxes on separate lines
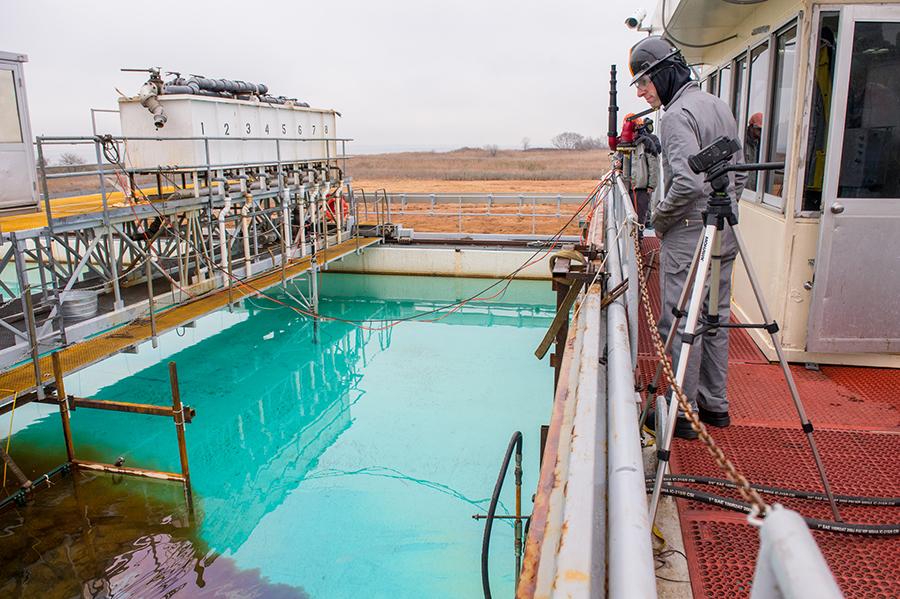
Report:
0,273,554,598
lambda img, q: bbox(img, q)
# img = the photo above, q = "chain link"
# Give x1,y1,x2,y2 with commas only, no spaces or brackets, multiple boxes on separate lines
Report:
630,226,768,516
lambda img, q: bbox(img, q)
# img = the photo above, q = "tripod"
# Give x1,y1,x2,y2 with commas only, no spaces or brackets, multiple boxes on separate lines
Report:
646,153,842,525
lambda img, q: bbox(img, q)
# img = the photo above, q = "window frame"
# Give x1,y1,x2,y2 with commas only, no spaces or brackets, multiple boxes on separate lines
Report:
760,18,802,211
740,36,773,205
717,62,734,108
732,54,748,139
794,8,841,217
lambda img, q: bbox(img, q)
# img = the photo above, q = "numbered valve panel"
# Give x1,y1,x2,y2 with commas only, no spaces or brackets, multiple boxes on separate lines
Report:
118,95,338,171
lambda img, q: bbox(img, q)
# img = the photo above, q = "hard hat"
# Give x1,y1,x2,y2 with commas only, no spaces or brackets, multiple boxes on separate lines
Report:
628,35,685,85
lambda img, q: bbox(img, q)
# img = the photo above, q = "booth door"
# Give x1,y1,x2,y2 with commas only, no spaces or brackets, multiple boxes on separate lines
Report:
0,59,36,212
808,6,900,353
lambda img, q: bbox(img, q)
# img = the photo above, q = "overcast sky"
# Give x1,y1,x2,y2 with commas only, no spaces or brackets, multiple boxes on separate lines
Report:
3,0,654,154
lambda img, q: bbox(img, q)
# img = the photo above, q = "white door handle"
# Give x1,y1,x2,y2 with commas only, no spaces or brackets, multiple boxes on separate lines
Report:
830,202,845,214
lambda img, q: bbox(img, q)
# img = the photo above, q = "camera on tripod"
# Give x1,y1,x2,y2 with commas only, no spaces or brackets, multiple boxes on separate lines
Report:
688,137,741,176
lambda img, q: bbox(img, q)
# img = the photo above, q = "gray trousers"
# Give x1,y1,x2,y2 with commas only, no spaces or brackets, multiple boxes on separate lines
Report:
657,221,737,413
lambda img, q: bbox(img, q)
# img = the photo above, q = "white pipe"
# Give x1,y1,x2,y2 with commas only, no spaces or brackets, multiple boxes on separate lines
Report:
241,201,252,276
138,81,166,128
336,185,344,244
605,189,658,599
217,194,232,272
298,186,308,258
750,506,843,599
282,187,293,261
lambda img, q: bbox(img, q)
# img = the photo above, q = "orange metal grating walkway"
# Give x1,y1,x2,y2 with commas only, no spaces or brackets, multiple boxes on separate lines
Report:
0,188,176,234
637,236,900,599
0,237,379,399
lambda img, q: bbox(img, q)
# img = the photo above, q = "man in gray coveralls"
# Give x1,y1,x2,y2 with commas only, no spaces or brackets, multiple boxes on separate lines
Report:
629,36,747,440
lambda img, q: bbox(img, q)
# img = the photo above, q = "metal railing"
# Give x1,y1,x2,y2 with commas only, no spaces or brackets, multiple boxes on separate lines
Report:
357,191,587,234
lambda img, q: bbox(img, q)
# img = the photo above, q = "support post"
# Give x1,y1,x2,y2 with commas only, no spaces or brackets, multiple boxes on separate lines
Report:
227,246,234,311
146,256,158,349
22,285,43,398
51,352,75,462
94,139,123,310
168,362,193,509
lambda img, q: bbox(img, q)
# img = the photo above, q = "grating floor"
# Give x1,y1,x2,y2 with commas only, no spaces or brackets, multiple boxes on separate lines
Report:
0,237,378,400
0,186,178,233
638,237,900,599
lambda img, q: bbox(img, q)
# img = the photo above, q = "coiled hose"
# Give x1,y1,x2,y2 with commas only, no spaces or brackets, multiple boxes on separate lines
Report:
482,431,522,599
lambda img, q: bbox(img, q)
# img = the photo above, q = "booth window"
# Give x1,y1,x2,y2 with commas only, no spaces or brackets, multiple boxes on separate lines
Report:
802,13,839,212
764,24,799,206
707,71,719,94
743,42,770,195
732,56,746,125
0,69,23,144
837,21,900,199
718,63,733,108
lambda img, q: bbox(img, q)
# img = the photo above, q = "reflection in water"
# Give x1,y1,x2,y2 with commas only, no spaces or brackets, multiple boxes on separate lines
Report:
1,275,555,598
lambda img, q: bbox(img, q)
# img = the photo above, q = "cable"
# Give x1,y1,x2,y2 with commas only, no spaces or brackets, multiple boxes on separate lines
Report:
653,483,900,536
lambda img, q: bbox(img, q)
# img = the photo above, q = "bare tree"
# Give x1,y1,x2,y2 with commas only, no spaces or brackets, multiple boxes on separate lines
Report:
58,152,86,167
484,144,499,157
551,132,585,150
580,136,607,150
521,137,531,151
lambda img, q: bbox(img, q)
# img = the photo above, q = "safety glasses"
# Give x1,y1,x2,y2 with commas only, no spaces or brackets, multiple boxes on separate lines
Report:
635,75,653,90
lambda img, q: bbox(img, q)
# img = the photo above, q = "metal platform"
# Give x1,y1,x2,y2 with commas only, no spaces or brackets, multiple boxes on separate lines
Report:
638,237,900,599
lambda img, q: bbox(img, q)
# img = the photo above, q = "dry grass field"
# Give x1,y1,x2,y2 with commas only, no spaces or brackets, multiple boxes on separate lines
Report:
351,148,606,234
352,147,608,181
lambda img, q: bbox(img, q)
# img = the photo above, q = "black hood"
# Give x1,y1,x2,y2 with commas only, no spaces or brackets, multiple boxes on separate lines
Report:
650,62,693,107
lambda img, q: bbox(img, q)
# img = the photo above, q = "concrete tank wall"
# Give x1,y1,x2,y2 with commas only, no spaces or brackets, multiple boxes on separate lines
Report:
325,246,553,280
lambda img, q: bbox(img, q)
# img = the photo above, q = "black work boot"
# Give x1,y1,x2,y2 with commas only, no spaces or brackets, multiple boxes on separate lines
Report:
644,409,699,440
698,406,731,428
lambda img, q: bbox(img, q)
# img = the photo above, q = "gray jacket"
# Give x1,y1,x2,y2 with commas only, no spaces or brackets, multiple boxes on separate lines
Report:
632,142,659,191
652,82,747,236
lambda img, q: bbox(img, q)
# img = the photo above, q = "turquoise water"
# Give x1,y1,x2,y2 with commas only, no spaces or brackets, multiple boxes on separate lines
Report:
1,273,555,598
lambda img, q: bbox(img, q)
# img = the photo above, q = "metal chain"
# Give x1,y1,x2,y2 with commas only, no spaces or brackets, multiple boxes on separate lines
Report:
630,226,768,516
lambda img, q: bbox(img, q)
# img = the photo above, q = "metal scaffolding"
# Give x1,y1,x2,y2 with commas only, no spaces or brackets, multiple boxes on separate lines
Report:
0,133,362,405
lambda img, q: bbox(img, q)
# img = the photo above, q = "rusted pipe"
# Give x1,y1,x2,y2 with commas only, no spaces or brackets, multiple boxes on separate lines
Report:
75,459,183,482
68,396,194,423
169,362,194,509
0,445,30,489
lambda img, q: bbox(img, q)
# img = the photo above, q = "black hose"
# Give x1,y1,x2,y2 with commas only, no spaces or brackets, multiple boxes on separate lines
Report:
652,483,900,536
650,474,900,507
0,462,72,512
482,431,523,599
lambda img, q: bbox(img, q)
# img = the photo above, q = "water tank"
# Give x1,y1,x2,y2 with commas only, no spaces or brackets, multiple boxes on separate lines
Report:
118,95,339,171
